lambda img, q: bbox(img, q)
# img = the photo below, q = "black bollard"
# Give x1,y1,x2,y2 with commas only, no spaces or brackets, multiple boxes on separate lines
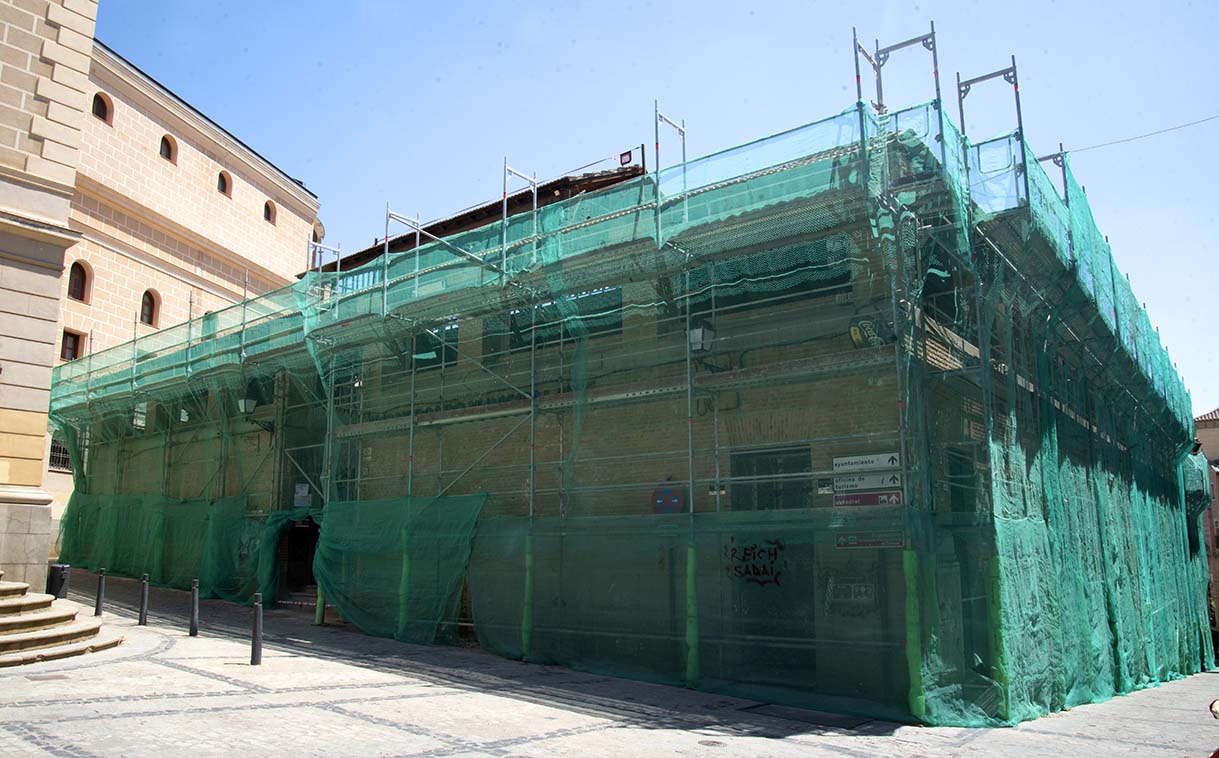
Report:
251,592,263,666
94,569,105,617
138,573,149,626
189,579,199,637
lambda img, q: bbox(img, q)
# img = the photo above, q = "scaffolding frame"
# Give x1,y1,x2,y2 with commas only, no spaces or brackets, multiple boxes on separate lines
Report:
49,34,1208,725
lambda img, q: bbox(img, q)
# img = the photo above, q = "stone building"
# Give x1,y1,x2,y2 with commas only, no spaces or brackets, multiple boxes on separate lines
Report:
43,38,321,520
50,95,1210,725
0,0,321,590
0,0,100,588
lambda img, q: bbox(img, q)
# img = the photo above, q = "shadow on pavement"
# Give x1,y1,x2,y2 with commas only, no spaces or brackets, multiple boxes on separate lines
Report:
66,567,900,740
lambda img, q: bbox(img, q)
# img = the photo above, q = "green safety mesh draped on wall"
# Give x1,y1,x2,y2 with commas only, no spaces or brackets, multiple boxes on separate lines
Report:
58,492,264,602
312,495,485,644
49,97,1210,727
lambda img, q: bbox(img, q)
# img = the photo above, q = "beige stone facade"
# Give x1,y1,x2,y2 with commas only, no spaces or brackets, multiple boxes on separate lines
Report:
0,0,98,588
42,39,321,524
0,0,320,587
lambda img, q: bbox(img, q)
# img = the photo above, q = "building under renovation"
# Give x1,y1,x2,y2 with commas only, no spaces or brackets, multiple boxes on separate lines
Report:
49,33,1214,726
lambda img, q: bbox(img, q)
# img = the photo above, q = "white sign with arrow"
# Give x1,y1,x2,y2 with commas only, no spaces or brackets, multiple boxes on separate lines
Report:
832,452,901,473
833,471,903,492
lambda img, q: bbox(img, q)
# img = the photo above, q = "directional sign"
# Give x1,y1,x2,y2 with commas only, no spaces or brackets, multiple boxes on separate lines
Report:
833,490,903,507
835,531,905,550
833,472,902,492
832,452,901,473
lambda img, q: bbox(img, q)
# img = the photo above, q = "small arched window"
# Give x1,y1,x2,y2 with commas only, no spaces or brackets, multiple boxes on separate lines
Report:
67,261,88,302
91,92,112,124
217,170,231,197
159,134,177,163
140,290,158,326
263,200,276,224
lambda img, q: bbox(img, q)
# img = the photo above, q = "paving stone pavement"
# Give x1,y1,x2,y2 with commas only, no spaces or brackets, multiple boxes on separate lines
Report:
0,569,1216,757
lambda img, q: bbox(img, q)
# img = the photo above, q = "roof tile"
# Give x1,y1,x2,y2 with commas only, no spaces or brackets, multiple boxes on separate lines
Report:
1197,407,1219,422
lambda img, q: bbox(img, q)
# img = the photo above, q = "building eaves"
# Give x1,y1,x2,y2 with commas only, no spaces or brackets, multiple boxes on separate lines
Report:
1197,407,1219,423
311,165,645,276
92,39,318,202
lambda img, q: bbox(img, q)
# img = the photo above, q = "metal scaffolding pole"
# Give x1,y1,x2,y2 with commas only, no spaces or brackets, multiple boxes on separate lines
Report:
320,356,337,503
390,210,506,280
308,240,342,274
854,22,943,164
128,317,137,394
529,305,538,516
383,209,422,312
682,265,699,685
505,161,539,267
240,269,248,361
186,290,193,377
957,56,1029,205
383,203,390,316
501,156,508,286
406,354,417,497
656,103,688,232
523,303,538,659
654,99,660,249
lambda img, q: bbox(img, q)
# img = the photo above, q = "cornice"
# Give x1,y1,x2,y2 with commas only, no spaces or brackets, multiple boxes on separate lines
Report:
0,163,75,201
73,174,293,290
0,209,80,250
0,485,53,506
74,223,247,303
90,42,320,220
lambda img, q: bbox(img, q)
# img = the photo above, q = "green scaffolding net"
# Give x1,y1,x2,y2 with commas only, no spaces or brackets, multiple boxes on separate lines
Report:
50,98,1209,726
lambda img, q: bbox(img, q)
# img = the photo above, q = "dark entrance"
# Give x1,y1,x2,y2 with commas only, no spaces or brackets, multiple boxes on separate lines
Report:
278,519,320,595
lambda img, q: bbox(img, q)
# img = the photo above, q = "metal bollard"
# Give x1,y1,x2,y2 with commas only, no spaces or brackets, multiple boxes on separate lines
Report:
138,574,149,626
94,569,105,617
189,579,199,637
250,592,263,666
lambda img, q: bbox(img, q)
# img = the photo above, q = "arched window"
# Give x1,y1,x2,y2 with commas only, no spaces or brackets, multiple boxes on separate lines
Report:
140,290,158,326
67,261,88,302
159,134,177,163
263,200,276,224
216,170,231,197
91,92,112,124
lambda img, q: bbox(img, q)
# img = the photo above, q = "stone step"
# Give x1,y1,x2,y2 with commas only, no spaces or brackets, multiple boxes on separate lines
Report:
0,617,102,655
0,581,30,598
0,603,79,636
0,593,52,616
0,632,122,668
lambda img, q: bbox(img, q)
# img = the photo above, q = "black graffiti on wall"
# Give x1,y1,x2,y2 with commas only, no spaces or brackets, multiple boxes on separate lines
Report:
722,537,786,587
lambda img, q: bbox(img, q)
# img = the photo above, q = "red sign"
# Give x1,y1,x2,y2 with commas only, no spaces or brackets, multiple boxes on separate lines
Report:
833,490,902,507
620,150,633,166
651,486,684,514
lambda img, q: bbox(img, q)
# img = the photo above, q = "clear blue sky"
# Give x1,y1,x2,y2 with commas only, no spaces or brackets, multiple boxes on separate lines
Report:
96,0,1219,416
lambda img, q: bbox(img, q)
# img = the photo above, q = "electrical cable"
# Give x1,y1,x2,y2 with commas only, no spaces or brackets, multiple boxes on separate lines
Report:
1070,113,1219,154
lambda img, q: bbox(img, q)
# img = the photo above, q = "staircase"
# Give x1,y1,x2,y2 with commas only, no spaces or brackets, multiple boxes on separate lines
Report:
0,569,122,667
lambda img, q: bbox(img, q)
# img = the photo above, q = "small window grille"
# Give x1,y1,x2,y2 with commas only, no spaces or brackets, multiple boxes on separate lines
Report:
48,438,72,472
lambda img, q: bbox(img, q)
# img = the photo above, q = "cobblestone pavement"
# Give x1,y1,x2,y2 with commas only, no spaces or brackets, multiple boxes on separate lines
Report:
0,570,1216,757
